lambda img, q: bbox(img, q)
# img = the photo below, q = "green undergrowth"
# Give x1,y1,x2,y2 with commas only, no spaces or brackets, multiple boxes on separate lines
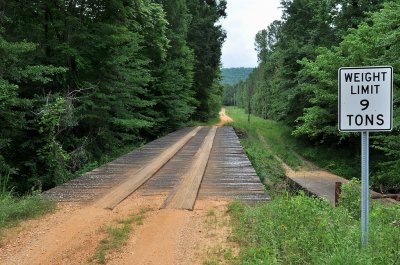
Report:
239,135,285,188
225,107,296,188
294,141,360,179
229,194,400,265
0,172,55,237
0,191,55,235
89,208,153,264
226,107,302,169
226,107,359,179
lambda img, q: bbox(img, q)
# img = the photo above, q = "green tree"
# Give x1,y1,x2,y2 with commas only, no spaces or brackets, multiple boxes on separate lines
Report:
1,0,228,193
0,30,66,190
332,0,385,35
1,0,168,190
294,1,400,189
151,0,196,132
187,0,227,121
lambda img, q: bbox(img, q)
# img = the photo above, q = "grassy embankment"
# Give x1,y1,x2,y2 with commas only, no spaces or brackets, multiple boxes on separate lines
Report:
0,173,55,237
225,107,302,189
226,107,360,180
225,107,400,265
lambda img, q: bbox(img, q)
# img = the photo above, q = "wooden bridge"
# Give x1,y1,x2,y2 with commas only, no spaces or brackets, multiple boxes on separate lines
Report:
43,126,269,209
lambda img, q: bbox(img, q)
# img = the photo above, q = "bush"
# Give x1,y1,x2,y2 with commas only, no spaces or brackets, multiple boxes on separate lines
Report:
339,179,362,219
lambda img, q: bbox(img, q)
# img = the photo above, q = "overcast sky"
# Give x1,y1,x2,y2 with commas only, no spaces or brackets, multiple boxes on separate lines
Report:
220,0,282,68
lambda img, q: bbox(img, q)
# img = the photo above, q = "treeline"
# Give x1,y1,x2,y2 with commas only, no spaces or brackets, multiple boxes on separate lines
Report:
221,67,253,85
222,67,253,106
0,0,226,193
226,0,400,191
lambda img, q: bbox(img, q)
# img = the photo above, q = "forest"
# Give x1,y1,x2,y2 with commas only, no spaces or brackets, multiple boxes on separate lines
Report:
224,0,400,192
221,67,253,85
0,0,226,193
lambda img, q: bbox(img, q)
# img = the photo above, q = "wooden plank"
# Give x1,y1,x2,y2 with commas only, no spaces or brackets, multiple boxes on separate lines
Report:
197,126,270,203
93,126,201,210
162,126,217,210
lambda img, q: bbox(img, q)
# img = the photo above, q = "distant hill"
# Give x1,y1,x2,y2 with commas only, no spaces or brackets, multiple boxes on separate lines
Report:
221,67,253,85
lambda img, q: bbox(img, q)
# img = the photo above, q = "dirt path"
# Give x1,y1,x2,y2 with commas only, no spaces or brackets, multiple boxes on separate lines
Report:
108,199,234,265
218,108,233,125
0,194,159,265
0,194,234,265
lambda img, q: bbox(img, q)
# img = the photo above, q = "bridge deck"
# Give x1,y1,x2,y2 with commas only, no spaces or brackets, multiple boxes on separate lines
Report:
43,126,269,207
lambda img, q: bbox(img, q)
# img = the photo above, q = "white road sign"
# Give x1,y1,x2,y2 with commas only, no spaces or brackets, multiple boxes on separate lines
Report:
338,66,393,131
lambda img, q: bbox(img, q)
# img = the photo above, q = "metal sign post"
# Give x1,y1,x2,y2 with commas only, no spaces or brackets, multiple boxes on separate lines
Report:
361,131,369,248
338,66,393,249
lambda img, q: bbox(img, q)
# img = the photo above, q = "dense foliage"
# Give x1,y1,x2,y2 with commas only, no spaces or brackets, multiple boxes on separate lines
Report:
225,0,400,191
0,0,226,193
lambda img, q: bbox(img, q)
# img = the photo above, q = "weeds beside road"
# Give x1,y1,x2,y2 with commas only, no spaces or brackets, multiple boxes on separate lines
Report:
229,195,400,265
0,191,55,236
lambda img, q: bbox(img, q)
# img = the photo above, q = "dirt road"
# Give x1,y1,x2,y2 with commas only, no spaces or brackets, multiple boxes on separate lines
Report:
0,194,234,264
218,108,233,125
0,109,240,265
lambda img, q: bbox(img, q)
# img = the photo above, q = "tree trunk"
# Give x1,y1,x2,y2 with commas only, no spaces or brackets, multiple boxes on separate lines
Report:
247,97,251,123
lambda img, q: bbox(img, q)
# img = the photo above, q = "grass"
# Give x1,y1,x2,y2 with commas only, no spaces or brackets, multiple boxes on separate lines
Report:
0,173,55,237
226,107,360,179
205,209,218,228
229,195,400,265
226,107,303,169
0,192,55,234
89,208,152,264
224,107,400,264
203,246,236,265
294,140,360,179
